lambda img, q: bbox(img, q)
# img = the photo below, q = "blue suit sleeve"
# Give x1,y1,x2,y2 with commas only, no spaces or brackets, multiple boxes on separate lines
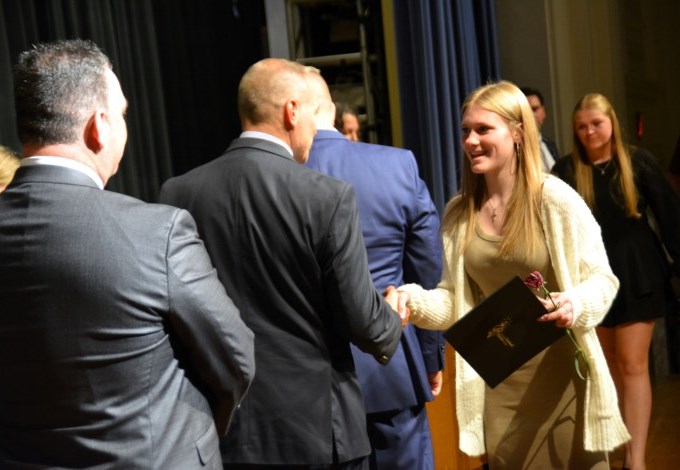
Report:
402,153,445,372
415,327,445,373
320,184,402,363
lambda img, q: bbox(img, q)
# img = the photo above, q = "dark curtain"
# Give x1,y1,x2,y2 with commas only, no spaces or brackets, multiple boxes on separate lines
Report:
392,0,501,212
0,0,265,201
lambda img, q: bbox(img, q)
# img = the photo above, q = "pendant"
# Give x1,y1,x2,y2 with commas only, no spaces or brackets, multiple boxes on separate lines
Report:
597,159,612,175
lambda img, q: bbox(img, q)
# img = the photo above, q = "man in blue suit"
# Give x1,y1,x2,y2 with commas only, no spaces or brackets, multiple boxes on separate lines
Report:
306,71,444,469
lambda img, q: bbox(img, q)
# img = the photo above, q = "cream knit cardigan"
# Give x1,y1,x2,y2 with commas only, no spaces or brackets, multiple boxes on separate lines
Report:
401,176,631,457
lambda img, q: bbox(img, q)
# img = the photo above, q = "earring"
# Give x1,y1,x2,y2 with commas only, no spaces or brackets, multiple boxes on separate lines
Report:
515,142,521,157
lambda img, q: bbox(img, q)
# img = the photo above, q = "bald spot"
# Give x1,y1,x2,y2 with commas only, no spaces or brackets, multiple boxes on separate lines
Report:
238,58,313,128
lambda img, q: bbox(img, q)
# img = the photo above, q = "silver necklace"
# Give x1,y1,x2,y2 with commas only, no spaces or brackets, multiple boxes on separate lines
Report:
596,159,613,175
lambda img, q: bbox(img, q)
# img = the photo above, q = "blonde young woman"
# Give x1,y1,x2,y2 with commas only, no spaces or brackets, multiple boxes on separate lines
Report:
552,93,680,470
395,82,630,468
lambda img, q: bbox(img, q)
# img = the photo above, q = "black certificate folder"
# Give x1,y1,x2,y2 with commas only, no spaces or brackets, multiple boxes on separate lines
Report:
444,275,564,388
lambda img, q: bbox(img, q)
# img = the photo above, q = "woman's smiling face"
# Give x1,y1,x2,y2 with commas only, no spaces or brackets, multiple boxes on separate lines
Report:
462,104,518,175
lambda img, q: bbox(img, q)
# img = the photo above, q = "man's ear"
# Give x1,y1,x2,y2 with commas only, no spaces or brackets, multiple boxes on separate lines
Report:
85,110,107,153
283,100,299,131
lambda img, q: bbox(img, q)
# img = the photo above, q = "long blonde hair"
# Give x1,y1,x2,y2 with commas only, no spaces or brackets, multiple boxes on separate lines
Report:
442,81,545,260
571,93,639,217
0,145,20,189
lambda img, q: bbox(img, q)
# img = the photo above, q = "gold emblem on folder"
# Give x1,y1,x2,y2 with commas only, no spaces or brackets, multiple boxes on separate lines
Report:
487,317,514,347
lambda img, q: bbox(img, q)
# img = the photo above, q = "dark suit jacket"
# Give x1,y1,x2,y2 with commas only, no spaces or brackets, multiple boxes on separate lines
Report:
0,165,255,469
544,136,560,162
159,137,402,465
307,130,444,414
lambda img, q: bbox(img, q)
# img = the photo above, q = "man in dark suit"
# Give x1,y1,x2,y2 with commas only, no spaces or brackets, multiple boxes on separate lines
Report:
306,72,444,470
159,58,404,469
521,87,560,171
0,39,255,469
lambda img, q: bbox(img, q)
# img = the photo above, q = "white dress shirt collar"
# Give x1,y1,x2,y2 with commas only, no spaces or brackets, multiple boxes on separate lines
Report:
21,156,105,189
240,131,293,158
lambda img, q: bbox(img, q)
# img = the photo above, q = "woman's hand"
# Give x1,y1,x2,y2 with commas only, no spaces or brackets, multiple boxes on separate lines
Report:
383,285,410,327
537,292,574,328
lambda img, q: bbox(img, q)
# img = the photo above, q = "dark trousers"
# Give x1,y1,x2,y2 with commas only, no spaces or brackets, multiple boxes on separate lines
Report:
224,455,368,470
366,403,434,470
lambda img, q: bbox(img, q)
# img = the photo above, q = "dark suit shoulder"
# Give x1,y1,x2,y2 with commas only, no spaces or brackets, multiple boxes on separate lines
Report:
160,139,355,242
551,154,575,180
630,146,658,170
295,161,351,191
165,138,350,194
241,142,355,202
98,188,182,222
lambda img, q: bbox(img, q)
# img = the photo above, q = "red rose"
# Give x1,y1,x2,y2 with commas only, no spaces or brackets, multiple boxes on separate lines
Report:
523,271,545,291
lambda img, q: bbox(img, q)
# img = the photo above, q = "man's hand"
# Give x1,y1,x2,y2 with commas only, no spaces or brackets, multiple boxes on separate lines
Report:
383,285,410,327
428,371,443,398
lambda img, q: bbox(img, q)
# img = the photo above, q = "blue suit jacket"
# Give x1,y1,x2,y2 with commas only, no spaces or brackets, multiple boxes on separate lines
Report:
307,130,444,413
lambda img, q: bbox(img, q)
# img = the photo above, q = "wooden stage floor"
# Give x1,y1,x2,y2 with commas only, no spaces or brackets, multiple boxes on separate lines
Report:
609,374,680,469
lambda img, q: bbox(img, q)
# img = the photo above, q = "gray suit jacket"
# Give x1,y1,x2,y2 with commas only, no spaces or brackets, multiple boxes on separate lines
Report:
0,165,255,469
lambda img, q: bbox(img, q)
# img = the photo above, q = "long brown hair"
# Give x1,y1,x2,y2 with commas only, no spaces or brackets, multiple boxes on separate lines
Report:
571,93,640,217
442,81,545,260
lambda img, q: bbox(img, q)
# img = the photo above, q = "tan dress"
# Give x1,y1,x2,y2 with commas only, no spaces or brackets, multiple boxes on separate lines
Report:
464,219,608,469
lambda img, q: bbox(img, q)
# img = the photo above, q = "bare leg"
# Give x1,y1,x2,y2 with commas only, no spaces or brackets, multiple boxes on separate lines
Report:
597,327,622,393
597,321,654,470
597,327,625,465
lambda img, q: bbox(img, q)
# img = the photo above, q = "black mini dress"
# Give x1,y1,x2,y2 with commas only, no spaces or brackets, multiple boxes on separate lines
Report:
552,147,680,327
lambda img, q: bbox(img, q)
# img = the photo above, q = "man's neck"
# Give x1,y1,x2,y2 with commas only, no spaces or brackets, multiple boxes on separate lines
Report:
21,156,105,189
239,130,293,157
23,143,108,186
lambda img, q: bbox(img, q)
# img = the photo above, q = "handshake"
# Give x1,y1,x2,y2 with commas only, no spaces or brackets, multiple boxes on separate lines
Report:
383,286,411,327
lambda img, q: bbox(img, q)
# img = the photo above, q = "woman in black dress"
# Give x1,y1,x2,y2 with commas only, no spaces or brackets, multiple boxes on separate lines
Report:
552,93,680,470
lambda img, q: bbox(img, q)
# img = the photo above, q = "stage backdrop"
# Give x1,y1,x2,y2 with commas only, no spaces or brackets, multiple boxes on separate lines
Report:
0,0,265,201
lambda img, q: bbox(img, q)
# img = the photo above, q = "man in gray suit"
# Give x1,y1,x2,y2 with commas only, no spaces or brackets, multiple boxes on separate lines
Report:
0,39,255,469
